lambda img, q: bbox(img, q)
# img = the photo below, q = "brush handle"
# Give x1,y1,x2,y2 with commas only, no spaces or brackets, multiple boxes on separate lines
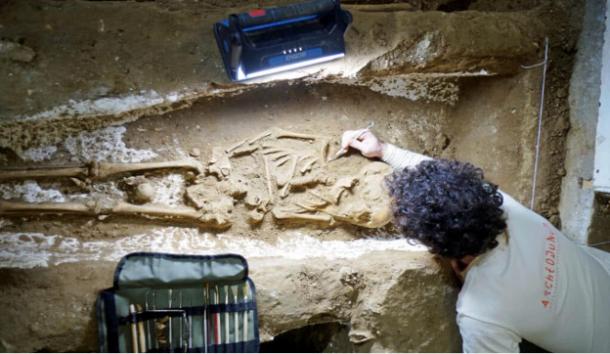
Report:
129,304,139,353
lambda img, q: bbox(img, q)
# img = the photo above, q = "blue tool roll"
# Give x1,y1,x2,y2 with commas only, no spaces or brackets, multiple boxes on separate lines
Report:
96,252,260,353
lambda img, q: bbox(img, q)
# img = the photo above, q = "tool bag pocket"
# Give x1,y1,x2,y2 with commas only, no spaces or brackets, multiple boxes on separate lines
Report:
96,252,260,353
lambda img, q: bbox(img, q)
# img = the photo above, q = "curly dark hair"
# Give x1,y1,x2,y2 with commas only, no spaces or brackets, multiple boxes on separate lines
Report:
386,159,506,259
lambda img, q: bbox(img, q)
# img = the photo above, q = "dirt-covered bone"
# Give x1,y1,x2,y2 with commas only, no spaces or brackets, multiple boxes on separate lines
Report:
207,147,231,179
288,162,393,229
0,200,231,228
272,207,335,225
185,173,250,227
90,159,205,179
0,166,90,181
0,159,204,181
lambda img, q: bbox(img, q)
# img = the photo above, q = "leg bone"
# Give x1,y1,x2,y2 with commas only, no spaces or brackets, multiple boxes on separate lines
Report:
91,159,205,179
0,166,89,181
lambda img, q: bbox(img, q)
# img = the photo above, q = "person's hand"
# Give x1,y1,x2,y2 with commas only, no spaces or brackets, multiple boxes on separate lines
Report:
339,129,384,159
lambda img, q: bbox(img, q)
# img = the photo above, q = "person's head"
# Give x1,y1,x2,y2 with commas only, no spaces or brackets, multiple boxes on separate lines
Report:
386,159,506,260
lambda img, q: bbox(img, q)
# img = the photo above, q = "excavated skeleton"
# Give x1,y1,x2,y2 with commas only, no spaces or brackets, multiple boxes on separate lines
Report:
0,128,394,229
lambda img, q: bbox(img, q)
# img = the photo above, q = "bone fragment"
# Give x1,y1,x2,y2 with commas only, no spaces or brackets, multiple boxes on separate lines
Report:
321,140,330,164
262,155,275,202
271,153,290,162
272,127,325,141
226,140,247,154
330,176,358,203
70,177,89,190
294,202,322,212
217,174,249,199
208,147,231,179
275,155,291,167
279,158,299,198
271,208,333,224
247,209,265,225
247,131,272,145
244,193,268,210
305,190,334,206
299,157,318,174
261,147,284,156
229,145,259,157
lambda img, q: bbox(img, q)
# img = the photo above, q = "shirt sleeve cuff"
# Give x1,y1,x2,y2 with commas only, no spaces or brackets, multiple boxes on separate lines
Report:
382,143,431,170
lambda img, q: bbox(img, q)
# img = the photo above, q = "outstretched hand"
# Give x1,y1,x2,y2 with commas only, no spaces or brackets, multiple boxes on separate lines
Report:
339,129,384,159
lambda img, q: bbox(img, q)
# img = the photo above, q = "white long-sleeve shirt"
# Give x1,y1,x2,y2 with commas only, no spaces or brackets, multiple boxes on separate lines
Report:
382,143,610,353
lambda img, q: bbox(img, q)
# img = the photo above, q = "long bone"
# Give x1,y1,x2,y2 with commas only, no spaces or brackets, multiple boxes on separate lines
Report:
91,159,205,179
262,155,275,202
0,200,231,228
0,159,204,181
0,201,93,215
272,127,325,141
0,166,89,181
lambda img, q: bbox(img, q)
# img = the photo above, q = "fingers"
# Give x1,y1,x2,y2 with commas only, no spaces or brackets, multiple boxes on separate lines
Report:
349,138,367,152
340,129,365,151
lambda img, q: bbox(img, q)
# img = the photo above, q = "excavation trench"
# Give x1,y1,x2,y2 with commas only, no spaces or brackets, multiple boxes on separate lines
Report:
0,76,548,351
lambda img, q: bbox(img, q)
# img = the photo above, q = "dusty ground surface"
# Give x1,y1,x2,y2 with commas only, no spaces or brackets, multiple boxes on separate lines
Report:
0,0,586,352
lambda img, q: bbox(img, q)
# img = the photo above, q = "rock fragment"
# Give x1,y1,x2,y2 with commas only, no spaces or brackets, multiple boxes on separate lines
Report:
0,40,36,63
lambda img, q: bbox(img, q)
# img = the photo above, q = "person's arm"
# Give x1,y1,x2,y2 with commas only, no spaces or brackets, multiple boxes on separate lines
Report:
339,129,431,169
381,142,431,170
458,314,521,353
